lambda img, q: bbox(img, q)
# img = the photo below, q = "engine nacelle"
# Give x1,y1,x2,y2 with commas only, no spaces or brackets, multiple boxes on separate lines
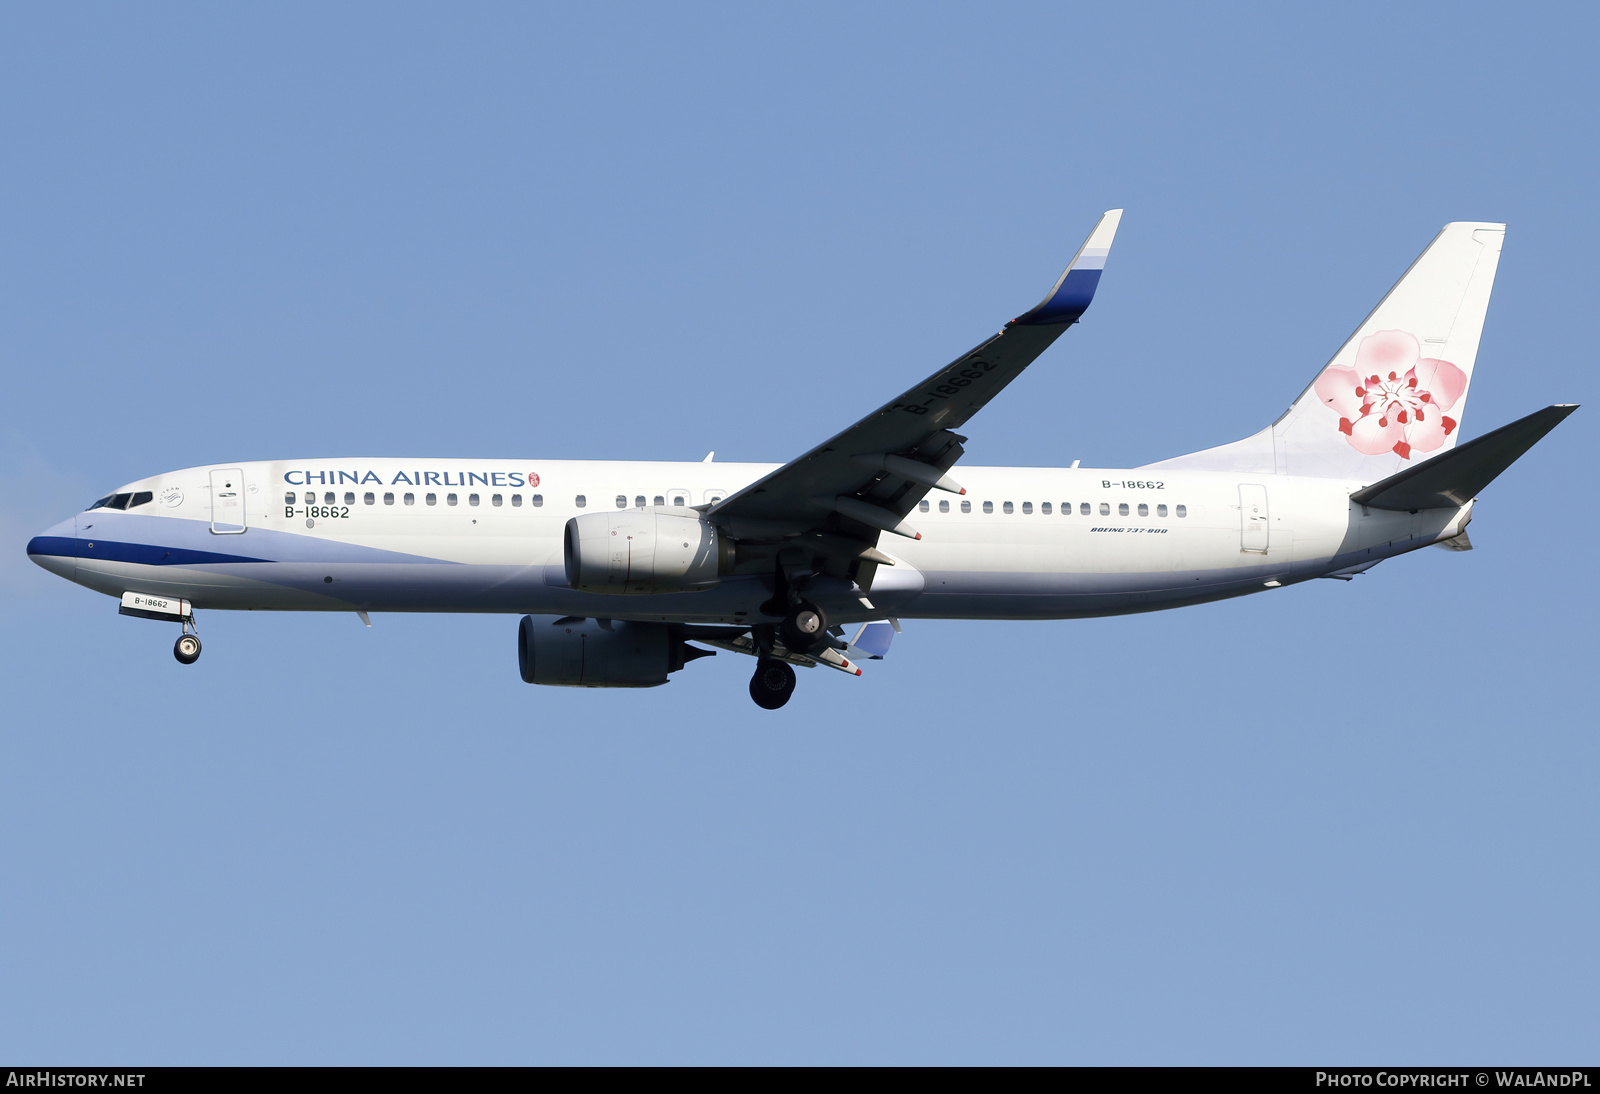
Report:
564,507,730,595
518,615,701,688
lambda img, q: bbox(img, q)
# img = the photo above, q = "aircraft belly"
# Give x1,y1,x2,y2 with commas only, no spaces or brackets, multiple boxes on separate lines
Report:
70,559,338,610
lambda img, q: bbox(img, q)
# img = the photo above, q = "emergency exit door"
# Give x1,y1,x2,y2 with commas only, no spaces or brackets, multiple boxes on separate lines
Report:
210,468,247,534
1239,483,1268,553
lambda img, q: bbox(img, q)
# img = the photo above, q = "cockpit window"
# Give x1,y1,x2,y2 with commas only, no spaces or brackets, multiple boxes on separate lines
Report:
88,489,159,510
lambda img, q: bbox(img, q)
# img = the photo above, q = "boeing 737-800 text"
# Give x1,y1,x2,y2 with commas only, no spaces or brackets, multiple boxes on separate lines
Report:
27,212,1575,708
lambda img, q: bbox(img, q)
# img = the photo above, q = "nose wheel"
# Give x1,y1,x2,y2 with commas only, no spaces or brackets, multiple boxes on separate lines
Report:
749,659,796,709
174,620,201,665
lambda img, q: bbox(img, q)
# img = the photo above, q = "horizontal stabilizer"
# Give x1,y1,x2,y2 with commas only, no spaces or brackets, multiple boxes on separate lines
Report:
1350,404,1577,511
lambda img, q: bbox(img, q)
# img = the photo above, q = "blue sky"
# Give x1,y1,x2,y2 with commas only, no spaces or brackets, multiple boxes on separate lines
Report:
2,2,1595,1064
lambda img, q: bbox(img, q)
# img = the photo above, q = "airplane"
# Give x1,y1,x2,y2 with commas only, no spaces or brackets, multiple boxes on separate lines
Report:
26,212,1576,709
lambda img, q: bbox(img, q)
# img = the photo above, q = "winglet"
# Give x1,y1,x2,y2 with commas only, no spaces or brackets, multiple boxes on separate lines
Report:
848,621,896,661
1012,209,1123,326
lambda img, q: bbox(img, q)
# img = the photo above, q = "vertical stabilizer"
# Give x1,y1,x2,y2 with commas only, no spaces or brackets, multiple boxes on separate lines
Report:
1145,222,1505,478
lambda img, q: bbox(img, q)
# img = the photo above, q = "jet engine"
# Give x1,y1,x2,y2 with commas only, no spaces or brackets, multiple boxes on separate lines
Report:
564,508,731,594
517,615,710,688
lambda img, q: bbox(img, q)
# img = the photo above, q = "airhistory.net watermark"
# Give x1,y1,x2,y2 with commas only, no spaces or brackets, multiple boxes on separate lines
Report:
5,1075,145,1088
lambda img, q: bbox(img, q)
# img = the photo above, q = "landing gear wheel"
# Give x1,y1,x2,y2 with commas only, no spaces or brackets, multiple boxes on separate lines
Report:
779,601,827,655
749,659,796,710
174,633,202,665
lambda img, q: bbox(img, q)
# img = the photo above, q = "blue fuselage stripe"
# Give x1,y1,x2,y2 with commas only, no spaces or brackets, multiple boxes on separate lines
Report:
26,536,271,567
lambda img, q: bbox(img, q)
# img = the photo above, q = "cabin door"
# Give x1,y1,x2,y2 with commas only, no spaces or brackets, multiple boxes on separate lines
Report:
210,468,247,534
1238,483,1268,553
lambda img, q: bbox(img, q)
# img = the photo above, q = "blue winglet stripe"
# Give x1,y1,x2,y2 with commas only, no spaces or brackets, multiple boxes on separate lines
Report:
1016,268,1102,326
1012,210,1121,327
852,621,896,659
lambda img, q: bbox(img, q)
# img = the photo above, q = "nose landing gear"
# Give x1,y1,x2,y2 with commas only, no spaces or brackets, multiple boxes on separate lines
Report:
173,619,201,665
749,659,796,709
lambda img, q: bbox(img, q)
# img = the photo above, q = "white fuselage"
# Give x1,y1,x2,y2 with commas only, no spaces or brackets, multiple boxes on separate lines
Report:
31,457,1470,627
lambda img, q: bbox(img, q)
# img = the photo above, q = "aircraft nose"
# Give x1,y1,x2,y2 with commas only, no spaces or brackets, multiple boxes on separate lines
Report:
27,515,79,581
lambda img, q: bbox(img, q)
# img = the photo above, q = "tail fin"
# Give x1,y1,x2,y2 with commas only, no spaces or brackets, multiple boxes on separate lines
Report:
1145,222,1506,478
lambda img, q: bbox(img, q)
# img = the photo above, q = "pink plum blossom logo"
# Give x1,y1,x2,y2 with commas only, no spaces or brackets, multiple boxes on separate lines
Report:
1313,330,1467,460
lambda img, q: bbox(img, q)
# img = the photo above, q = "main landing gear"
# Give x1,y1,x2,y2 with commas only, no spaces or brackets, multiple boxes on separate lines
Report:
174,619,201,665
778,600,827,656
749,659,797,710
745,601,829,709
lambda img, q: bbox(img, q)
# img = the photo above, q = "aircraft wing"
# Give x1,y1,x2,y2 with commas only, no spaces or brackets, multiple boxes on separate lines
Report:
707,210,1123,564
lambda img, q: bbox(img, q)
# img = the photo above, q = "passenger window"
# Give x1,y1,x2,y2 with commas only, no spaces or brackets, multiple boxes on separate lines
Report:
325,492,335,505
575,495,585,508
1157,504,1168,517
364,492,375,505
284,491,295,505
533,494,543,507
672,494,686,506
1041,502,1051,514
447,493,458,506
1003,501,1014,514
616,495,627,508
635,495,646,507
1022,501,1033,514
468,493,480,506
1118,503,1129,516
492,494,503,507
344,491,355,505
426,493,437,506
1080,502,1090,515
511,494,522,507
305,492,315,505
1176,504,1188,517
1138,503,1148,516
939,499,949,513
385,492,395,505
961,500,972,513
982,501,994,514
1099,503,1110,516
654,495,664,506
919,500,930,513
404,492,415,505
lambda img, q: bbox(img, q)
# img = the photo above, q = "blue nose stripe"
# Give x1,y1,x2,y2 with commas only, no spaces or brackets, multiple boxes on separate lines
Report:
25,536,269,566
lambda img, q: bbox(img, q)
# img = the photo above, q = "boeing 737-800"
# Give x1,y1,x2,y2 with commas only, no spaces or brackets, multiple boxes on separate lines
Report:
27,212,1575,708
